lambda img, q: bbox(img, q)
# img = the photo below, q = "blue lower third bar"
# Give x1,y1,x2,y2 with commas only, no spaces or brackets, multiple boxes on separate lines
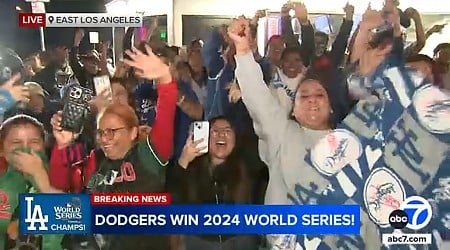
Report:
91,205,360,235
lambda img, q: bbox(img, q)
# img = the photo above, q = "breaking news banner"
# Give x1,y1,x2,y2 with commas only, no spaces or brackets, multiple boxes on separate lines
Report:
19,194,361,235
18,13,143,28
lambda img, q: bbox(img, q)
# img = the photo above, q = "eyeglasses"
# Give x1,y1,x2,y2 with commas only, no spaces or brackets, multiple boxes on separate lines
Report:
96,127,127,140
210,128,233,137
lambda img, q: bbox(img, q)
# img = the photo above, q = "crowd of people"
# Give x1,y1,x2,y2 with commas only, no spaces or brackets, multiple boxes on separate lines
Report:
0,0,449,249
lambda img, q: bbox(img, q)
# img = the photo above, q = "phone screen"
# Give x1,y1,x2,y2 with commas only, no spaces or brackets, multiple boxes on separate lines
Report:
93,75,112,99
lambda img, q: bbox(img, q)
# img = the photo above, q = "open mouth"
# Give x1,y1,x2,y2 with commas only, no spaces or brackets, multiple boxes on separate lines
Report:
216,140,226,146
287,67,297,73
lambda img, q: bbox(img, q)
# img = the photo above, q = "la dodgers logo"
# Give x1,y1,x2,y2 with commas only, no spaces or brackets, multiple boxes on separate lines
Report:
412,84,450,134
363,167,406,227
310,129,363,176
24,196,49,231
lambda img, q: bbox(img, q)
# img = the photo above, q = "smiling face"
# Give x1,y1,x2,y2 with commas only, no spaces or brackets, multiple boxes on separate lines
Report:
267,37,284,66
281,51,304,78
97,113,137,160
293,80,332,130
209,119,235,161
2,124,45,163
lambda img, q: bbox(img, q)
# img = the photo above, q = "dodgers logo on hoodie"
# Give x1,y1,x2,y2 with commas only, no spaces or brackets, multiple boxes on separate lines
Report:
363,167,406,228
310,129,363,176
412,84,450,134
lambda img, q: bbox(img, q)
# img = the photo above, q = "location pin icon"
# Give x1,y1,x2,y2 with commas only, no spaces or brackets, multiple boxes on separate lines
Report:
48,16,54,24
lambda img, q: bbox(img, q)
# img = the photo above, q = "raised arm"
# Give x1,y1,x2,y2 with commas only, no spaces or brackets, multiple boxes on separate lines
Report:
329,4,354,67
69,29,86,85
403,8,425,57
0,74,29,122
280,3,300,48
230,18,289,153
201,28,226,77
124,44,178,164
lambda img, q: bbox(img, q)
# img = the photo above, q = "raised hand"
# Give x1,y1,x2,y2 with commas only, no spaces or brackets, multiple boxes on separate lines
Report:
0,73,30,103
253,9,266,23
428,24,446,34
360,9,384,31
124,44,172,83
294,2,308,23
100,41,110,60
344,2,355,20
281,2,294,17
178,135,207,169
358,44,393,76
227,17,251,55
51,111,80,148
74,28,85,47
90,89,111,112
404,7,421,21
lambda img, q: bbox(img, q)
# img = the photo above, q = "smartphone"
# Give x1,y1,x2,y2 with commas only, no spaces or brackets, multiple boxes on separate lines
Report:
191,121,209,154
93,75,112,100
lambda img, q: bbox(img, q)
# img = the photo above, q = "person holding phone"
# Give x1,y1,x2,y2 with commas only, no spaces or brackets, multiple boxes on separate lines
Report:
168,116,259,250
13,45,178,250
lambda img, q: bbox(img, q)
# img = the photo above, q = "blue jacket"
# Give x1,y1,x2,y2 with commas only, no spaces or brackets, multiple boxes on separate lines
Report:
201,29,270,137
172,80,200,161
201,29,235,120
134,80,158,126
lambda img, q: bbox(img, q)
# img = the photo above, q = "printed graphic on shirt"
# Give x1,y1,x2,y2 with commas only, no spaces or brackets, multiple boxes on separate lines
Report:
0,191,11,219
137,99,156,124
87,162,137,191
271,71,296,101
310,129,363,176
289,66,450,250
412,84,450,134
363,167,406,228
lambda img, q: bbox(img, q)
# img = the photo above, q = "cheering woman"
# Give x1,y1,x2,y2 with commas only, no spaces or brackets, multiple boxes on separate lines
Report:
12,45,178,250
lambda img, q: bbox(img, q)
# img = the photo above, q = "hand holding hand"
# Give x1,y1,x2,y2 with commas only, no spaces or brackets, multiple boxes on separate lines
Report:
178,135,207,169
0,73,30,103
51,111,80,148
124,44,172,83
227,17,251,56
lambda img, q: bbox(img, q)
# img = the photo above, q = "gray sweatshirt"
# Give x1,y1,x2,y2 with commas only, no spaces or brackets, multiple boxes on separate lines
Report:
236,52,450,250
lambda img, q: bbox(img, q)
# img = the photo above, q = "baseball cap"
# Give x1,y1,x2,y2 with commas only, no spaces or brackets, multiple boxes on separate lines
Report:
79,50,100,61
24,82,48,97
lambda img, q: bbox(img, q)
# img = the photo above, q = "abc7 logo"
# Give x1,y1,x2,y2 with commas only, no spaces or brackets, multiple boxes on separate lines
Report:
388,196,433,230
